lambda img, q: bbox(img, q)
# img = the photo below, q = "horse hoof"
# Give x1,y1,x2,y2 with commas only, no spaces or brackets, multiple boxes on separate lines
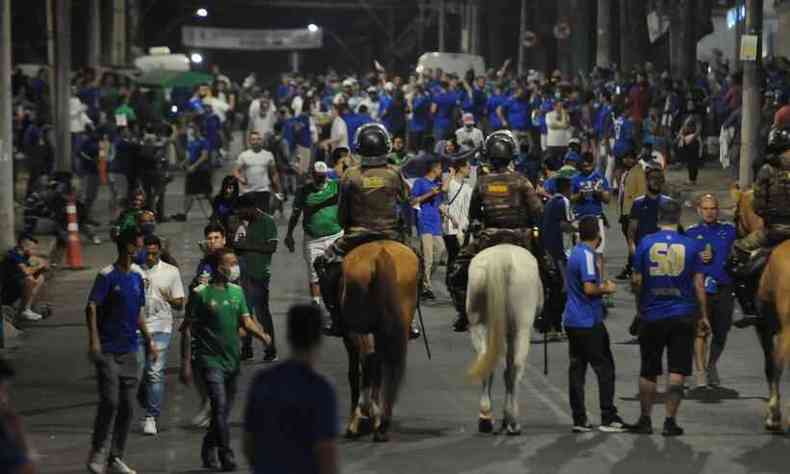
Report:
373,431,390,442
765,420,782,432
478,418,494,434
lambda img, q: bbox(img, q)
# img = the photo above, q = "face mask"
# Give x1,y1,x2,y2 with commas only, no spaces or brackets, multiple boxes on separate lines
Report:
314,176,327,186
227,264,241,283
140,222,156,236
251,143,263,152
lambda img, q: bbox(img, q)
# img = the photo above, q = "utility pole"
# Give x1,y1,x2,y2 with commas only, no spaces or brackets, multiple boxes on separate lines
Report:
517,0,526,75
438,0,445,52
87,0,102,67
112,0,127,65
596,0,612,67
54,0,72,173
0,0,14,253
739,0,763,188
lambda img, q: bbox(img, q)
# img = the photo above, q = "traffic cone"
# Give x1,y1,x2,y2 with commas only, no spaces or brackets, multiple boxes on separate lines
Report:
98,140,109,185
65,194,85,269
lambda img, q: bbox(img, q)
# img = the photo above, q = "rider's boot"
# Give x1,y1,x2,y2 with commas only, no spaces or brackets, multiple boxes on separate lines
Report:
726,248,762,327
314,251,344,337
447,256,471,333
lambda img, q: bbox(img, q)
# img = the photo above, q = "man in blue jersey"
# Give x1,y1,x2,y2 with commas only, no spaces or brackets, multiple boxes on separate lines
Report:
685,194,736,387
564,216,630,433
486,83,507,133
571,153,611,253
431,81,461,141
408,85,432,152
629,200,710,436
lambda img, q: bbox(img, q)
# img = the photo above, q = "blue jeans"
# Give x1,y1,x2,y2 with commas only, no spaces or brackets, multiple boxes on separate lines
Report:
136,332,172,418
241,276,275,353
200,366,239,451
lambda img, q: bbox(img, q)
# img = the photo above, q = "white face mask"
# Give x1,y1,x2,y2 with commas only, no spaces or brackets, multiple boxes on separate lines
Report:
228,264,241,283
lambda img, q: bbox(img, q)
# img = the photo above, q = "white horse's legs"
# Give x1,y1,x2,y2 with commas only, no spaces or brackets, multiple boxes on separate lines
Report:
471,323,496,433
502,327,530,436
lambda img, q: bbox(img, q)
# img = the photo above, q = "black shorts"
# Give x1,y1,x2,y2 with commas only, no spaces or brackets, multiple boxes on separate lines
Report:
639,316,695,377
185,169,212,196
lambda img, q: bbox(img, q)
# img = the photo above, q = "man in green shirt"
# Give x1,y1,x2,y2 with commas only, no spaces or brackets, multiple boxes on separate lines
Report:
285,162,344,329
234,206,279,362
180,248,271,471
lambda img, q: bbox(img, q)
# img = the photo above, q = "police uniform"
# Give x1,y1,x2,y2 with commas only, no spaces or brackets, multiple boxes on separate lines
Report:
730,127,790,317
332,163,410,254
316,123,412,336
448,131,550,327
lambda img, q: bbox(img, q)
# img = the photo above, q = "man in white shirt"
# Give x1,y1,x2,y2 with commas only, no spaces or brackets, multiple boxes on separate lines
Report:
455,113,485,151
234,131,281,214
247,94,276,143
546,100,571,170
138,234,184,435
356,87,381,119
320,104,349,152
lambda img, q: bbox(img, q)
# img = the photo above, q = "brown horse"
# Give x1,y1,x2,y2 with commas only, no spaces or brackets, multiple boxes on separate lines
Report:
732,186,790,431
339,240,419,442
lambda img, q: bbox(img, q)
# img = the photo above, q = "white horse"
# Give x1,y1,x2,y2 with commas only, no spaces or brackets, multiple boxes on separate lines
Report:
466,244,544,435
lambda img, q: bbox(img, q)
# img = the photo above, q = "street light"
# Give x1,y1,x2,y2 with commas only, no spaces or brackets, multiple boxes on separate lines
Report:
307,23,319,33
190,52,203,64
195,7,208,18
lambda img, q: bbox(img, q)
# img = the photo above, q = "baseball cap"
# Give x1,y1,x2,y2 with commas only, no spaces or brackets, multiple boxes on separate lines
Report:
462,113,475,125
313,161,329,174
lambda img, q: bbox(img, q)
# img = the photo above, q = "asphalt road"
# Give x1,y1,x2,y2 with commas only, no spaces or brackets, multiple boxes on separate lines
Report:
6,156,790,473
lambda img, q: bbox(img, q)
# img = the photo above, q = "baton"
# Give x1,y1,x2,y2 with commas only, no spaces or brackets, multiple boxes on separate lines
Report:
416,299,432,360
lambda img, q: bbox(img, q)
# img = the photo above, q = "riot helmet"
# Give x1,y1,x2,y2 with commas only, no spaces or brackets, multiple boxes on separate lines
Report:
355,123,392,166
484,130,518,165
767,126,790,155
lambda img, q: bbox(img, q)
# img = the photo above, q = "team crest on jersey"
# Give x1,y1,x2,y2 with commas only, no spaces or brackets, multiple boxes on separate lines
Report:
362,176,385,189
487,183,509,194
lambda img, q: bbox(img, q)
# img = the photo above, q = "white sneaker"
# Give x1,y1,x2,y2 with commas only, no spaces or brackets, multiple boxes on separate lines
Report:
86,450,106,474
92,236,102,245
107,457,136,474
191,404,211,428
141,416,157,436
20,309,43,321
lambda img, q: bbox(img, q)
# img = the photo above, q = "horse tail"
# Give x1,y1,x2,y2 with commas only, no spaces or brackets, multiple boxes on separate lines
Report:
374,247,408,405
467,256,507,383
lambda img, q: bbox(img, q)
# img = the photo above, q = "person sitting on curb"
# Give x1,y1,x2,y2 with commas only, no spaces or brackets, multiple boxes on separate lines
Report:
1,235,49,321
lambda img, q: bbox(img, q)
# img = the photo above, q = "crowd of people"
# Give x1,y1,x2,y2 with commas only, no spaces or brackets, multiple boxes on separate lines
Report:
3,50,790,473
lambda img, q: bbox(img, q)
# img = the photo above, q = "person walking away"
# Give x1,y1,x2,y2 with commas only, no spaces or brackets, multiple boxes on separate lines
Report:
686,195,736,388
86,229,159,474
315,124,412,336
234,131,280,214
234,207,278,363
284,162,343,325
180,248,271,471
408,85,432,153
137,235,184,436
541,177,576,340
564,216,631,432
78,127,103,227
676,116,703,185
174,121,211,222
629,200,711,436
431,81,461,143
243,304,339,474
411,159,445,300
442,159,473,331
616,148,647,280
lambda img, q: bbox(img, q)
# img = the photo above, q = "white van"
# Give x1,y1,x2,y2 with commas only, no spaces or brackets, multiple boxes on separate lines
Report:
415,52,486,79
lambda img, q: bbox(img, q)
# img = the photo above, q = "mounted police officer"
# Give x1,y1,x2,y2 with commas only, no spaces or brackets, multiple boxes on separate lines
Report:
448,130,557,331
729,125,790,327
728,126,790,327
315,123,411,336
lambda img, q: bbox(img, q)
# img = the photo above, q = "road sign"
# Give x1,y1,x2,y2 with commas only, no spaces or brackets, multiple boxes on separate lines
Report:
523,30,537,48
553,22,571,40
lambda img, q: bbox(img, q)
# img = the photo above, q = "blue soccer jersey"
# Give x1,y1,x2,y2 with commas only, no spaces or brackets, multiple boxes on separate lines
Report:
634,230,704,321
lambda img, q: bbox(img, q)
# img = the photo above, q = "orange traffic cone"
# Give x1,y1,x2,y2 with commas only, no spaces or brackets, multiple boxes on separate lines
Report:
98,140,109,185
65,195,85,269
